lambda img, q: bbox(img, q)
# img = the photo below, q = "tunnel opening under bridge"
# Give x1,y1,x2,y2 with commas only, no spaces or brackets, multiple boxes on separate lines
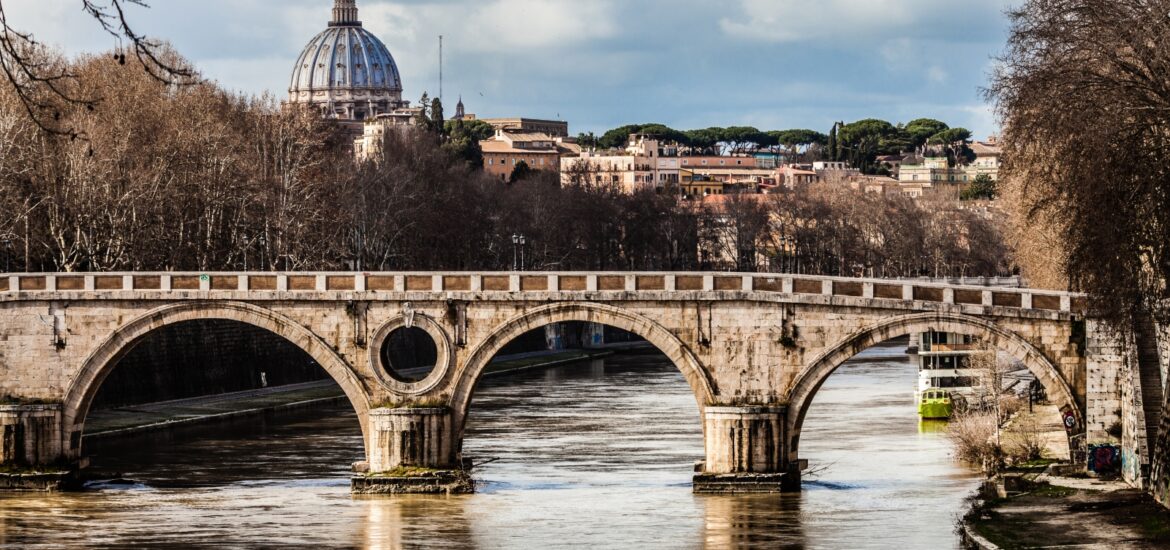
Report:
63,302,371,475
789,314,1081,479
451,303,714,486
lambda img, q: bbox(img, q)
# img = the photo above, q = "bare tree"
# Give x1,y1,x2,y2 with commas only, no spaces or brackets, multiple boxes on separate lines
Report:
988,0,1170,325
0,0,194,138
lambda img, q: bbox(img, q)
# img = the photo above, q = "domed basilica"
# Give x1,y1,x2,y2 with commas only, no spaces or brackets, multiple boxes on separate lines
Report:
287,0,409,123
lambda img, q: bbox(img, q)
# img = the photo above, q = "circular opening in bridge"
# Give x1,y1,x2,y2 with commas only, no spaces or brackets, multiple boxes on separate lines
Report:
380,326,438,383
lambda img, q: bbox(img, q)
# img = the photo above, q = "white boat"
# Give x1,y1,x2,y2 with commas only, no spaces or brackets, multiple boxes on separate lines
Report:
915,330,990,417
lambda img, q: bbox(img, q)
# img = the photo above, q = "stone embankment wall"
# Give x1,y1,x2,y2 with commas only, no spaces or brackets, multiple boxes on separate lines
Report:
90,320,329,409
1148,324,1170,507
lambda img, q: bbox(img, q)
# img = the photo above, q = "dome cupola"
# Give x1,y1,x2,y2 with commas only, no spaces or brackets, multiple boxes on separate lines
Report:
287,0,406,122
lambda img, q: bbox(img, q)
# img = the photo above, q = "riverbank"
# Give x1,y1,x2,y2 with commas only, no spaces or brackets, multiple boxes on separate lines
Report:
84,347,623,441
960,401,1170,548
963,472,1170,549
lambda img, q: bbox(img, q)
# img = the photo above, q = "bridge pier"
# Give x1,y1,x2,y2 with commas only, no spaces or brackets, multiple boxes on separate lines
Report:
352,407,472,494
0,404,75,490
693,405,796,493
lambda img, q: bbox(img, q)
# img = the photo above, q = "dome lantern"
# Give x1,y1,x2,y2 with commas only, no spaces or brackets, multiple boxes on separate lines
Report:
332,0,360,27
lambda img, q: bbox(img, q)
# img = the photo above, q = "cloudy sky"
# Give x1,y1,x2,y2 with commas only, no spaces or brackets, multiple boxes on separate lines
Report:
7,0,1017,137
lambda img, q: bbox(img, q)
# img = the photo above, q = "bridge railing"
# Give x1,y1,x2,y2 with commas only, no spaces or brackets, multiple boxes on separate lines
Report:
0,272,1085,314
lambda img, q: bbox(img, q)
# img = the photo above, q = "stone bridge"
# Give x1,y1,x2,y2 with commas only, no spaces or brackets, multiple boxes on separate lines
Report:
0,271,1155,493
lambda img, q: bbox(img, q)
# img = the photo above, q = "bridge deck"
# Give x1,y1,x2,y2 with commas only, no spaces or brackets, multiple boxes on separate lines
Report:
0,272,1084,317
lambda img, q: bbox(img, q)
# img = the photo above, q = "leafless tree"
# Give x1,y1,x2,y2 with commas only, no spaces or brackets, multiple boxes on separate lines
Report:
0,0,194,138
988,0,1170,325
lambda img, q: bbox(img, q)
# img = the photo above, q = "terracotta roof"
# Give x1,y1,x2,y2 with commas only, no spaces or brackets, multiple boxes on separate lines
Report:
480,140,560,154
970,141,1001,156
503,132,557,142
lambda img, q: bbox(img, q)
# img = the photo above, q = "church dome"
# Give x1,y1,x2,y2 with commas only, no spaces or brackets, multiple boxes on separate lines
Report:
288,0,406,121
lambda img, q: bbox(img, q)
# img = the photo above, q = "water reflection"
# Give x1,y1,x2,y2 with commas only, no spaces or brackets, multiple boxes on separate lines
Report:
0,342,980,548
700,494,805,549
358,495,473,550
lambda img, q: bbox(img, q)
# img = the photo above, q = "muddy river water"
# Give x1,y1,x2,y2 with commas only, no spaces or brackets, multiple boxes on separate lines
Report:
0,342,981,548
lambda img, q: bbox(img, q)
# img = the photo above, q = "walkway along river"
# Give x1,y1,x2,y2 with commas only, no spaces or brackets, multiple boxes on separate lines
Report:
0,342,982,548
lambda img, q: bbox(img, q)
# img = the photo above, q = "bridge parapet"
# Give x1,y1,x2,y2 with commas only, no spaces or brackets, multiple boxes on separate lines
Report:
1,271,1084,317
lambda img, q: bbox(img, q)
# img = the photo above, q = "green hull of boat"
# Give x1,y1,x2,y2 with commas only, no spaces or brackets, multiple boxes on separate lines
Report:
918,400,952,419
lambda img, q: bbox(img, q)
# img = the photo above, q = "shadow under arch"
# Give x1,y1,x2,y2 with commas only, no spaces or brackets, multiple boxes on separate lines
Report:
449,302,716,439
61,301,372,459
785,312,1082,464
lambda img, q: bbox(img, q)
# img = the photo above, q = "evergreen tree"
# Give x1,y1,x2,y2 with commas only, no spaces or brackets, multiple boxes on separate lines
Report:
828,123,838,162
509,160,533,183
430,97,445,131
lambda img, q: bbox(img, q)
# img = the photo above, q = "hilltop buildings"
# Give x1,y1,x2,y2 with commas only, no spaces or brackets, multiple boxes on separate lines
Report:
292,6,1000,203
898,137,1002,185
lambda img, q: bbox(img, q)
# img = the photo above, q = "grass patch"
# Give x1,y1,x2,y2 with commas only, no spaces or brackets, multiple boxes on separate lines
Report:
1030,483,1078,498
1141,515,1170,541
368,466,445,478
1012,458,1059,469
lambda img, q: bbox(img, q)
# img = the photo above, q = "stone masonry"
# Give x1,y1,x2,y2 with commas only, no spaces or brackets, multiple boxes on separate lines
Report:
0,271,1128,492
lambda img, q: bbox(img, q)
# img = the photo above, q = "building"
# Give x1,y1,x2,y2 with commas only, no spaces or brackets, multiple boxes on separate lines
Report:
969,137,1002,173
898,137,1002,186
876,153,914,178
480,118,570,138
680,170,728,197
812,161,862,181
680,156,758,169
287,0,414,133
560,134,681,192
777,165,820,188
453,96,468,121
480,131,580,180
353,108,424,162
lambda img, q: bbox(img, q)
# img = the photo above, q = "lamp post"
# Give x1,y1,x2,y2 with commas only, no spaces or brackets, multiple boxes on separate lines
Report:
512,234,528,271
512,234,519,271
2,236,10,273
520,235,527,271
258,235,267,271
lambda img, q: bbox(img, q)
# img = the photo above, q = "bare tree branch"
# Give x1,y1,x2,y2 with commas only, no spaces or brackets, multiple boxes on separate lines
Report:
0,0,195,139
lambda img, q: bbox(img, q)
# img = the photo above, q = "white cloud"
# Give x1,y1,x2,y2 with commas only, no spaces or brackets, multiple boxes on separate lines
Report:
926,66,948,84
719,0,1008,43
0,0,1013,137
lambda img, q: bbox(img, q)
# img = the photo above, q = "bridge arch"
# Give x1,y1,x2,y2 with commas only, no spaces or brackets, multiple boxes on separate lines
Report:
62,301,372,458
449,302,716,439
785,312,1081,464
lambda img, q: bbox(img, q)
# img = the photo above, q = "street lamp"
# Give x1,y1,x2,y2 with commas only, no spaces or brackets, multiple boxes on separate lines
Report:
512,234,519,271
512,234,528,271
258,235,267,271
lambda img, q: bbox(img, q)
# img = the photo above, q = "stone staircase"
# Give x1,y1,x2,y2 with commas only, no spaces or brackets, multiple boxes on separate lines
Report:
1134,314,1166,454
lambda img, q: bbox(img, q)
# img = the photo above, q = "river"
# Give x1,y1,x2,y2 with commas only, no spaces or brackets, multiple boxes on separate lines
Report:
0,341,981,549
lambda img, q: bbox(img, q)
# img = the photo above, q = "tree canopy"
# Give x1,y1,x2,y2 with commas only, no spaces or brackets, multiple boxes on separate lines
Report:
990,0,1170,325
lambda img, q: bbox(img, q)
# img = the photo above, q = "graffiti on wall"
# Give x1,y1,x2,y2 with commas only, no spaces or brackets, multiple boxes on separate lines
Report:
1088,444,1121,473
